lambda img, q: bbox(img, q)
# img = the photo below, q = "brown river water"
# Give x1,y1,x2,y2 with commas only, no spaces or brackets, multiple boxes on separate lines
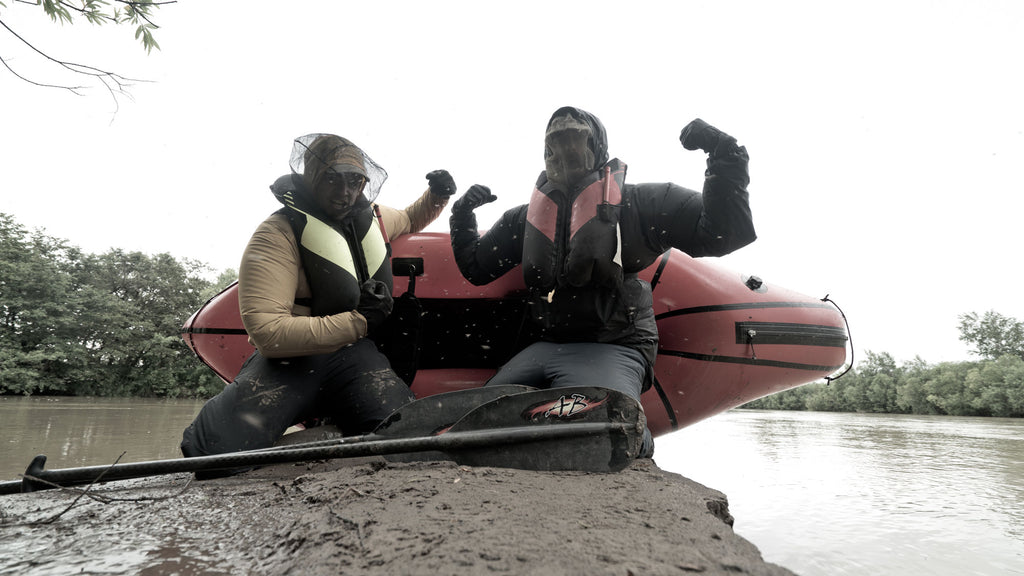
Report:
0,397,203,479
1,396,1022,576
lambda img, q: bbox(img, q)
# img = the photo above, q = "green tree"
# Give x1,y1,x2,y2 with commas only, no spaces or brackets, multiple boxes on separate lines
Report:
965,355,1024,417
958,310,1024,361
742,385,813,410
200,268,238,302
0,214,81,394
70,249,217,396
896,357,939,414
865,373,899,413
804,381,844,411
814,351,903,413
923,362,975,416
741,346,1022,418
858,351,901,413
1,212,226,398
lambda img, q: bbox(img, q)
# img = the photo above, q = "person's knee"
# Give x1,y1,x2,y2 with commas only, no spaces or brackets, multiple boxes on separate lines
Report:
180,422,204,458
334,368,413,434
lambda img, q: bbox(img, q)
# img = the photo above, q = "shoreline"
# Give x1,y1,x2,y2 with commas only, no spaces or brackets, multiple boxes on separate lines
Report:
0,458,796,575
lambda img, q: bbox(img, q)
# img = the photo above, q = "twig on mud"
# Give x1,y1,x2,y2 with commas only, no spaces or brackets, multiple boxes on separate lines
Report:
329,507,370,552
84,477,194,503
346,486,385,501
0,452,193,527
18,451,129,525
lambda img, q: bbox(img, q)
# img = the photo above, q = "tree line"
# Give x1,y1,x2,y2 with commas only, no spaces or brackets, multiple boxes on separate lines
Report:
742,312,1024,417
1,213,232,398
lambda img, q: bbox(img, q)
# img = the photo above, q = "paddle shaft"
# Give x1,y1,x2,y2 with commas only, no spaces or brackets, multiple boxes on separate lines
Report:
0,422,625,495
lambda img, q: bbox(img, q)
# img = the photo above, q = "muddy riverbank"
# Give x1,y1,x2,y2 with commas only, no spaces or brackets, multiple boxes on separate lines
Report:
0,458,795,575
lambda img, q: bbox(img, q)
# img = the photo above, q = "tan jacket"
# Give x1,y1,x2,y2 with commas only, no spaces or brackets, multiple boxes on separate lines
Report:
239,189,447,358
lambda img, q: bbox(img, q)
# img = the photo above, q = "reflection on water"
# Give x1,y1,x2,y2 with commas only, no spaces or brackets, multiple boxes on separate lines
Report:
0,396,204,480
655,410,1024,576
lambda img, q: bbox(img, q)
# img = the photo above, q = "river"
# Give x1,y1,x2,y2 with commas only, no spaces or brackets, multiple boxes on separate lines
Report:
1,397,1021,575
655,409,1024,576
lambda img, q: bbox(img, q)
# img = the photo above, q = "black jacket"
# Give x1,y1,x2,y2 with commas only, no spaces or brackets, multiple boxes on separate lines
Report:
450,108,756,381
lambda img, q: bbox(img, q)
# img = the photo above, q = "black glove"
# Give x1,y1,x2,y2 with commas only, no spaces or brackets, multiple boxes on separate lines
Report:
356,279,393,332
451,184,497,213
680,118,738,156
426,169,457,197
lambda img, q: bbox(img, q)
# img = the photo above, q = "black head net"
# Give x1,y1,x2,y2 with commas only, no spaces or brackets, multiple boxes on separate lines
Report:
289,134,388,204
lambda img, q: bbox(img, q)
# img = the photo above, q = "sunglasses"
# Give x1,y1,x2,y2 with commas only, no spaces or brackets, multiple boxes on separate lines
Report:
324,172,367,190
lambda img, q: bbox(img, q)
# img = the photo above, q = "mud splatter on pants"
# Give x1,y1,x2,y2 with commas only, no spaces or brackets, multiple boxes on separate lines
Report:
181,339,413,457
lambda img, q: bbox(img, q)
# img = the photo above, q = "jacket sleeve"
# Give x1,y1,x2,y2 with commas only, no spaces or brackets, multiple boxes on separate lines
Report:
449,204,527,285
634,146,756,258
238,216,367,358
378,189,449,238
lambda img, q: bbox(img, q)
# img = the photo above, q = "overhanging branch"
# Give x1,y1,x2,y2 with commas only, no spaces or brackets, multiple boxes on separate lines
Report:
0,16,145,106
0,1,173,106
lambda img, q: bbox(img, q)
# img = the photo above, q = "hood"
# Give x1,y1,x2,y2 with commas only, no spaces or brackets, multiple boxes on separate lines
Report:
545,106,610,172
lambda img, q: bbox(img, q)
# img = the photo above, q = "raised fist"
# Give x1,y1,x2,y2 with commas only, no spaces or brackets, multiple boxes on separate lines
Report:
680,119,738,156
451,184,497,213
426,170,457,197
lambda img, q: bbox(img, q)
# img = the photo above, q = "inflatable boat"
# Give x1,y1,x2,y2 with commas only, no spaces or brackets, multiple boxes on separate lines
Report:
181,232,848,437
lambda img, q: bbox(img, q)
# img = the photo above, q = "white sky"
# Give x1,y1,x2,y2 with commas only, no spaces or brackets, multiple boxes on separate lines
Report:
2,1,1022,367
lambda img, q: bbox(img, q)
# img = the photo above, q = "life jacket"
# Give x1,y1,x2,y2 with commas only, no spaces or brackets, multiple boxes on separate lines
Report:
277,204,392,317
523,158,627,291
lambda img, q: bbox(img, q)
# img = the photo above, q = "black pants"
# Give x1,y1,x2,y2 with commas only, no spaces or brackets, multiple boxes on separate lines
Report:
485,341,646,401
181,339,413,457
485,341,655,457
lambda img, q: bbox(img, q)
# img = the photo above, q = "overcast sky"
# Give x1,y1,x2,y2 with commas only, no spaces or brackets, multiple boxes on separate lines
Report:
3,1,1022,367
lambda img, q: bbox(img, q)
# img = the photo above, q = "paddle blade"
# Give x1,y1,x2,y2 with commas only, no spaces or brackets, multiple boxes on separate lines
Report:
271,384,537,451
443,386,646,473
374,385,537,438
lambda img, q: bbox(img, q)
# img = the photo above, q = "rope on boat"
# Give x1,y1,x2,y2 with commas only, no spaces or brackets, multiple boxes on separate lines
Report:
821,294,854,384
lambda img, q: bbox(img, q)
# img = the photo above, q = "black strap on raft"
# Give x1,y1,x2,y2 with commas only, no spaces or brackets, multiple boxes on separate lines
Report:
649,250,671,292
377,258,424,386
821,294,854,384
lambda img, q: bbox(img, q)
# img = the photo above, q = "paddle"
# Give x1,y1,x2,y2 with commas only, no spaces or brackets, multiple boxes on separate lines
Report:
0,386,644,495
434,385,645,471
266,384,536,452
2,384,533,494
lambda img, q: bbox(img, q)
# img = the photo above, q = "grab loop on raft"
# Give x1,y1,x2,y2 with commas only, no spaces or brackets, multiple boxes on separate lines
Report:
820,294,854,384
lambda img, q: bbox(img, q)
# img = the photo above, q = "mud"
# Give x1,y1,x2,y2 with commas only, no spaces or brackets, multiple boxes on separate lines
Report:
0,458,795,575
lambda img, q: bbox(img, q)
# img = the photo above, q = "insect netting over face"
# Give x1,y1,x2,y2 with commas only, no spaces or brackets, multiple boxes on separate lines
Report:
289,134,388,219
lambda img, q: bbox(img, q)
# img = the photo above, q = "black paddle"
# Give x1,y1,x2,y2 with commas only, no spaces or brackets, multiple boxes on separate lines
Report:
266,384,536,452
207,384,538,474
2,384,533,494
0,386,644,495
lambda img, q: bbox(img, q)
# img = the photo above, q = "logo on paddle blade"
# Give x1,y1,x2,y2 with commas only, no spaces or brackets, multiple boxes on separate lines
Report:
525,393,608,420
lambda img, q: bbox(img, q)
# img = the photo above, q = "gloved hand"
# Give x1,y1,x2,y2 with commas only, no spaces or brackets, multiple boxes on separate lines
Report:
679,118,738,155
426,169,457,197
356,279,393,332
451,184,497,213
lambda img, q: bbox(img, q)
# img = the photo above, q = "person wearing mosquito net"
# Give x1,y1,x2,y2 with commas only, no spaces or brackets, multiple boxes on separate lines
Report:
449,107,756,458
181,134,456,470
